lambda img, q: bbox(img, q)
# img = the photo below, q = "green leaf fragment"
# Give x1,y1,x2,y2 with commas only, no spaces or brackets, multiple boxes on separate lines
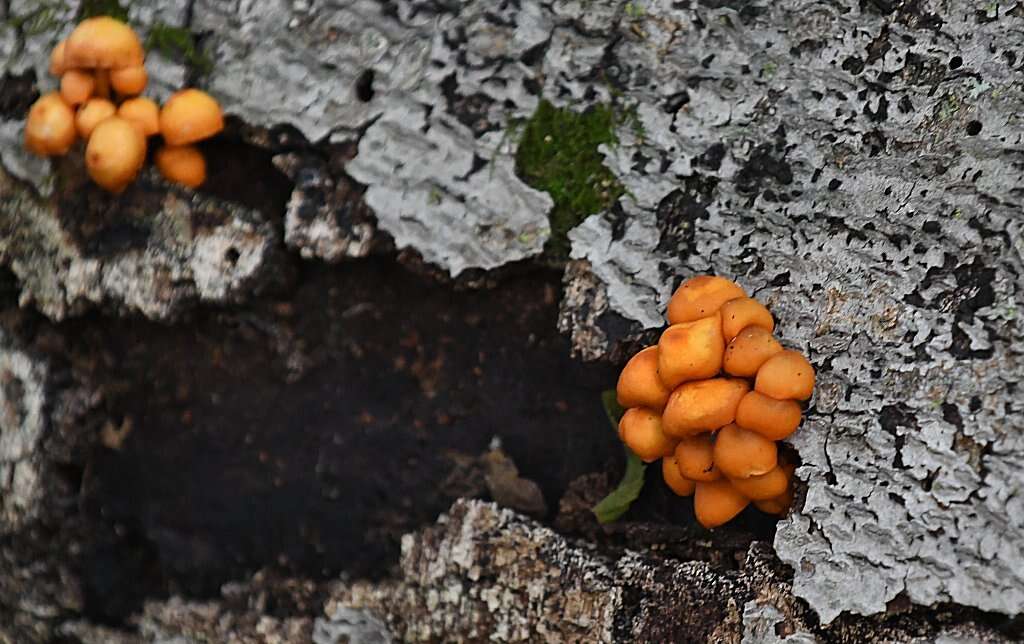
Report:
592,388,647,524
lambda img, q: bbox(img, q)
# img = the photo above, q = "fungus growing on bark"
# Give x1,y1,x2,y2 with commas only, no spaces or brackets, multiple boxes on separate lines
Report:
117,97,160,136
110,65,147,95
49,41,68,76
24,93,77,156
60,69,95,105
63,16,145,69
75,98,117,138
607,274,815,529
155,145,206,188
159,89,224,146
85,116,146,192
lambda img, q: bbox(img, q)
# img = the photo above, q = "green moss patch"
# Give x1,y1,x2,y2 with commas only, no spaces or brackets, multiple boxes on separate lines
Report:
514,99,631,259
146,23,213,76
78,0,130,21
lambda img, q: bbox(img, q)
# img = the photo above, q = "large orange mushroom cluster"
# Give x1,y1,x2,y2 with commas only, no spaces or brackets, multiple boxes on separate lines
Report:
24,16,223,191
616,275,814,529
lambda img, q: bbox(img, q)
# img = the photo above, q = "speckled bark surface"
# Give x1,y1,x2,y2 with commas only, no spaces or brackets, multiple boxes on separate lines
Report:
1,0,1023,638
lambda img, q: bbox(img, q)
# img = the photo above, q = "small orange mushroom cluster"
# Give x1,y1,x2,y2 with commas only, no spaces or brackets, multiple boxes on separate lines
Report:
24,16,223,191
616,275,814,529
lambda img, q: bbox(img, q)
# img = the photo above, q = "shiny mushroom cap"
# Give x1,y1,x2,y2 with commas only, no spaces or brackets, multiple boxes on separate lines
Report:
110,65,148,96
657,313,725,389
754,484,794,516
117,97,160,137
49,40,67,76
159,89,225,146
63,17,145,69
75,98,116,138
667,275,746,325
712,423,778,479
662,456,697,497
735,391,803,441
723,326,783,378
85,116,147,192
60,69,95,105
694,479,749,529
728,465,790,500
673,433,720,482
155,145,207,189
720,297,774,341
755,350,816,401
619,408,677,463
662,377,749,438
24,93,77,156
616,346,671,412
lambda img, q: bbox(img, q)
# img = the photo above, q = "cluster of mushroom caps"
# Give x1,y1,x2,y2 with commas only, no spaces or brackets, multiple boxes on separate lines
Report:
24,16,223,191
616,275,815,529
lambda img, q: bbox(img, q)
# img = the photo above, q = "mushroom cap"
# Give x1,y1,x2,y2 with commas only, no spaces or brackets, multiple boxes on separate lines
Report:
728,465,789,500
712,423,778,479
694,479,750,529
657,313,725,389
673,433,720,482
754,485,794,515
619,408,677,463
662,377,749,438
616,346,671,412
24,93,77,156
110,64,147,96
117,97,160,136
155,145,207,189
49,40,67,76
723,326,783,378
667,275,746,325
159,89,225,145
85,116,147,192
74,98,116,138
63,17,144,69
662,456,697,497
60,69,95,105
720,297,774,341
755,350,815,401
735,390,803,440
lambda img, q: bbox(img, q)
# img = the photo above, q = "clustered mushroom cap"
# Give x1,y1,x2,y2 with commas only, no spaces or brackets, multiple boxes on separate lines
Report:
85,116,146,192
723,325,783,377
712,423,778,479
117,97,160,136
619,408,676,463
735,391,803,440
694,479,750,529
673,433,720,482
720,297,774,341
755,350,815,401
616,346,671,411
75,98,117,138
63,17,145,69
159,89,225,146
754,480,795,515
110,65,148,96
49,40,68,76
667,275,746,325
155,145,207,189
657,313,725,389
662,377,749,438
662,456,697,497
24,93,77,156
728,465,789,500
60,69,95,105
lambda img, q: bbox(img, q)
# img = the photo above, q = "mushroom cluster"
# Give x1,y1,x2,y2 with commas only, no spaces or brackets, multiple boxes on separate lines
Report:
615,275,814,529
24,16,224,191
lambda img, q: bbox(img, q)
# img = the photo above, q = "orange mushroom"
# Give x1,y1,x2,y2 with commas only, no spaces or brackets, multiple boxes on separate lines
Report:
110,65,147,96
159,89,225,146
728,465,789,500
723,326,783,377
24,93,77,156
118,97,160,137
63,17,145,69
616,346,671,412
657,313,725,389
694,479,749,528
74,98,116,138
667,275,746,325
720,297,774,341
155,145,206,188
755,485,794,516
94,70,111,99
60,69,95,105
618,408,677,463
735,391,803,440
755,350,815,401
85,116,146,192
662,378,749,438
49,40,67,76
673,433,720,482
662,456,697,497
712,423,778,479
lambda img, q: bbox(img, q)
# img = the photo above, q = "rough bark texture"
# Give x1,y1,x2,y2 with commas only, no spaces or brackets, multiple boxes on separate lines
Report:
1,0,1023,641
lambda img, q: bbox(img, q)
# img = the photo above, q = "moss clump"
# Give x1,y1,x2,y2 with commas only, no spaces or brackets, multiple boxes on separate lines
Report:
514,99,627,259
78,0,131,21
7,2,65,36
146,23,213,76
